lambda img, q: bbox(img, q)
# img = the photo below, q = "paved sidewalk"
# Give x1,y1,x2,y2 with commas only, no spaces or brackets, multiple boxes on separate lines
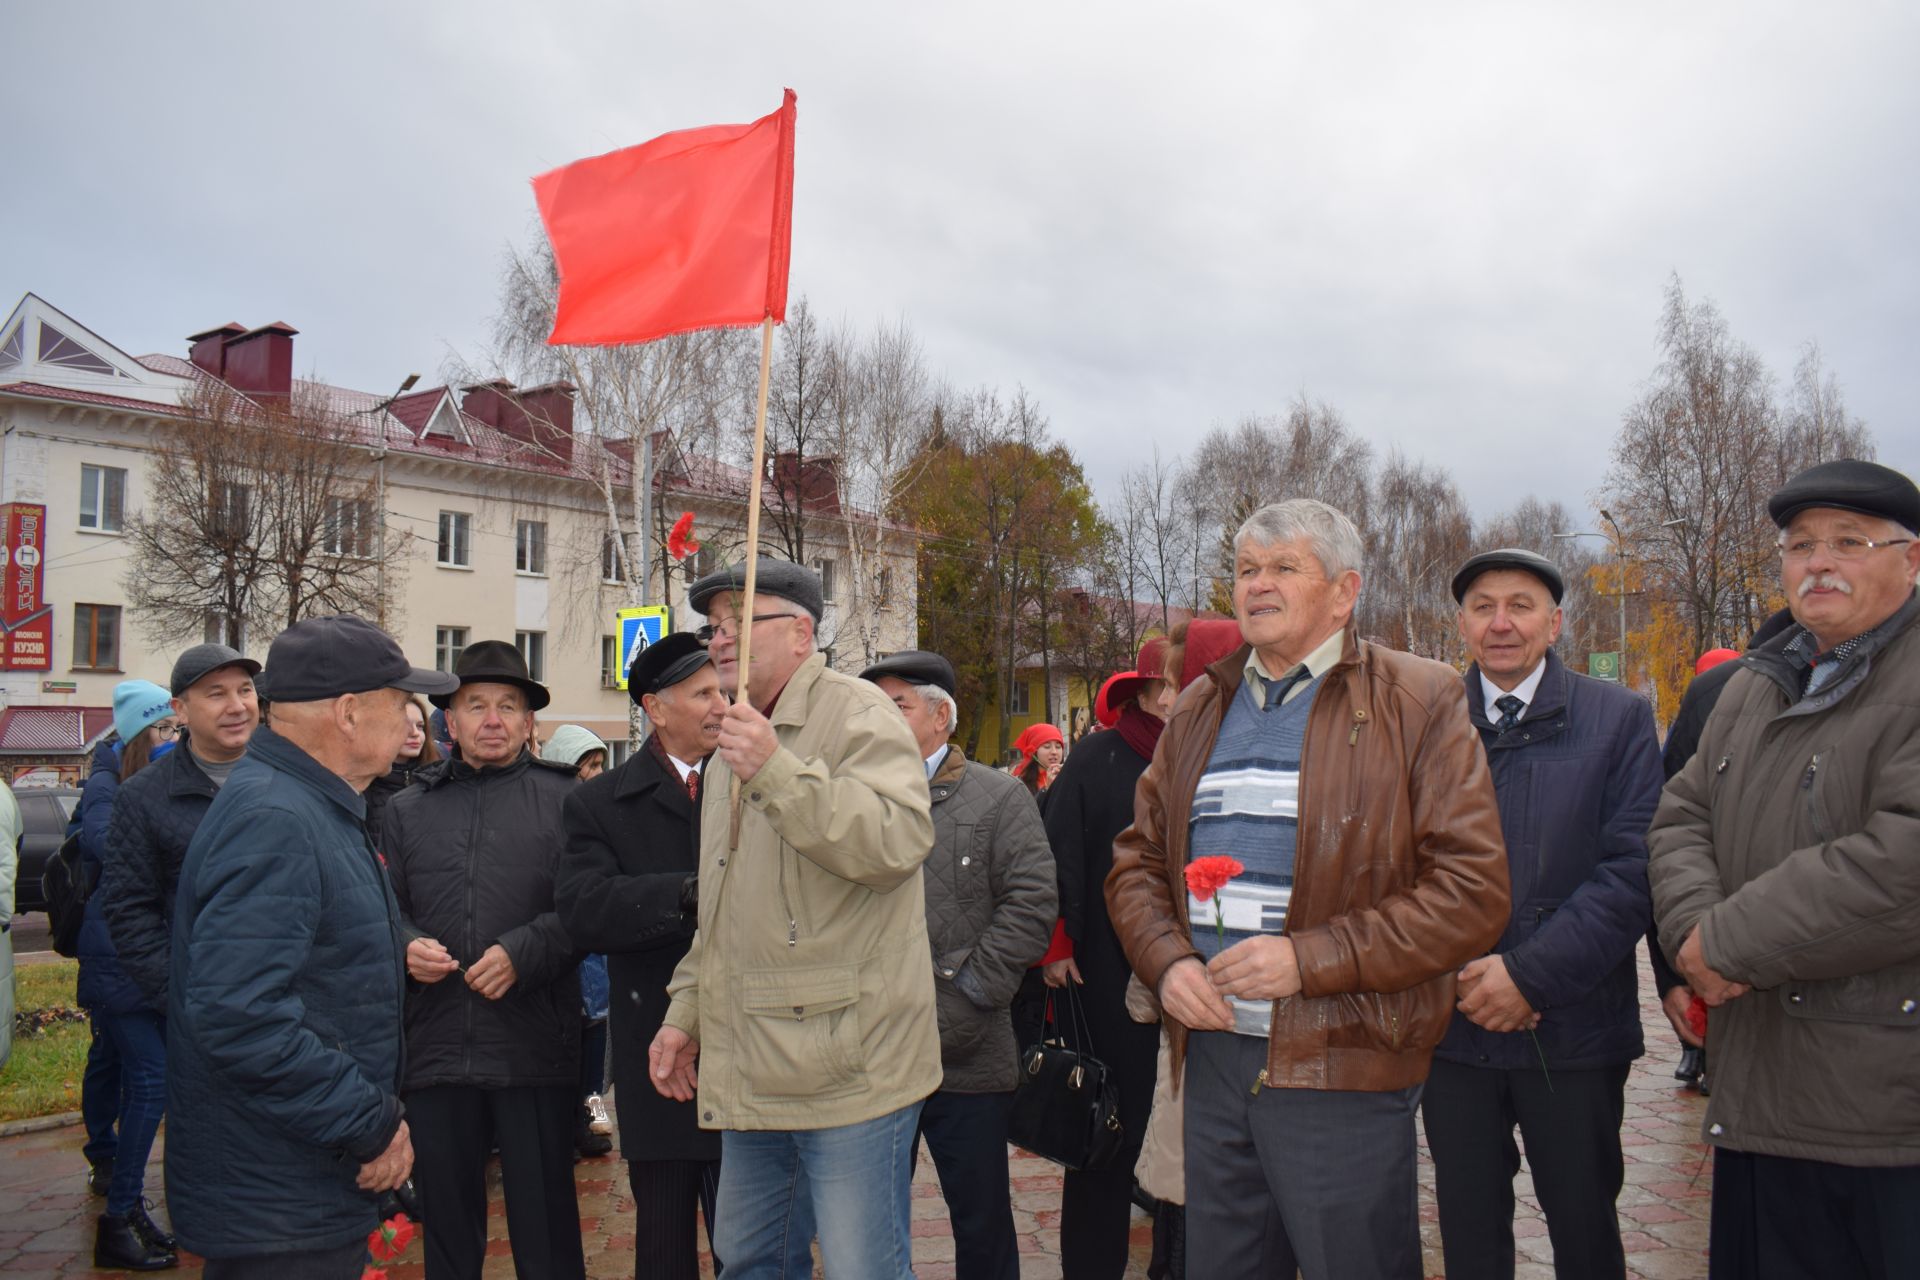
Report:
1,946,1710,1277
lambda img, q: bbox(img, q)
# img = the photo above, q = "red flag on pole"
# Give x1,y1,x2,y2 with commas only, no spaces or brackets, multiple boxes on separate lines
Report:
533,89,796,346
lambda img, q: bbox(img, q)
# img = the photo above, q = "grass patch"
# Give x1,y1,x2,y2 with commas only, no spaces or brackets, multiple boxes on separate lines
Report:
3,958,88,1123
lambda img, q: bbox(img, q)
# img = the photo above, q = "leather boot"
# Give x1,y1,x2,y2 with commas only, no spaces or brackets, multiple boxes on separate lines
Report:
87,1157,114,1197
131,1202,177,1252
94,1212,177,1271
1675,1046,1706,1086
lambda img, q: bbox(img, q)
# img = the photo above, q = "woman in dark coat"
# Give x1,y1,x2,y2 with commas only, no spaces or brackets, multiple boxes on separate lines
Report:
1043,638,1174,1279
554,634,726,1280
363,695,439,843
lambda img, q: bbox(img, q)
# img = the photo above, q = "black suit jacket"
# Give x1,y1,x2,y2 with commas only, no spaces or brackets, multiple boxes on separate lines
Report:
555,737,717,1162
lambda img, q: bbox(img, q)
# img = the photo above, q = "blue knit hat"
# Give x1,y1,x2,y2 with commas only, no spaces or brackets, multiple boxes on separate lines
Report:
113,679,174,743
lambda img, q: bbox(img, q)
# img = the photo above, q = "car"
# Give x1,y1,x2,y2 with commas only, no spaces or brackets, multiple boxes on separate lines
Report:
10,786,80,916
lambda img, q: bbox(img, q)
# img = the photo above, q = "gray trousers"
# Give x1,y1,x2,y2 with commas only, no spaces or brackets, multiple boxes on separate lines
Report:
1183,1030,1423,1280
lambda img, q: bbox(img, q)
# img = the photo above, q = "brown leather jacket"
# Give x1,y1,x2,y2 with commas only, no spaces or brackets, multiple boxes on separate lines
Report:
1106,628,1511,1091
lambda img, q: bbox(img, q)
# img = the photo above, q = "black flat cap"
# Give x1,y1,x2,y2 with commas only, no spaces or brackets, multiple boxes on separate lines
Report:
687,558,824,620
1452,548,1565,604
1767,459,1920,532
260,615,457,703
628,631,712,705
431,639,551,711
859,649,956,697
170,642,261,696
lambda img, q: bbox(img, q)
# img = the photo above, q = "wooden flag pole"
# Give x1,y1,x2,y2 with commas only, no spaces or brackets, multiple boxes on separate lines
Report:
729,314,776,849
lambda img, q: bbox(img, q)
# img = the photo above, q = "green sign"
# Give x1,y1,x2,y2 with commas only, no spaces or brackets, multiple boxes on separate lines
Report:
1587,652,1620,681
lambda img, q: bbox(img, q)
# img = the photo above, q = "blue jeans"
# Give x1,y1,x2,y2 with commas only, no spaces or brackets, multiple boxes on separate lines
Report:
97,1009,167,1215
716,1101,925,1280
82,1016,122,1164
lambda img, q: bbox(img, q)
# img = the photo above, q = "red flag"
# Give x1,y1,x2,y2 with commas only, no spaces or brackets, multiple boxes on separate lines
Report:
534,90,796,346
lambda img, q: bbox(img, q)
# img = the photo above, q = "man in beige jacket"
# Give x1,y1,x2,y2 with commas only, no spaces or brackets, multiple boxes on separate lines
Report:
650,559,939,1279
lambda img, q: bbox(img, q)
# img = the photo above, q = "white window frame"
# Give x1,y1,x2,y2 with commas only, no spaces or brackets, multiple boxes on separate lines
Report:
438,511,472,568
435,626,469,672
515,630,546,683
515,519,548,576
79,464,126,533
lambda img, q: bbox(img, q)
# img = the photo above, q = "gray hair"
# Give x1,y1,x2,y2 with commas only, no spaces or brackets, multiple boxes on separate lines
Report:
1234,499,1365,576
913,683,957,735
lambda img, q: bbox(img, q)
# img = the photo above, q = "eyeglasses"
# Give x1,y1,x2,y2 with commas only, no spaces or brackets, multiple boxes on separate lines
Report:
1777,536,1914,562
696,613,800,645
153,723,182,739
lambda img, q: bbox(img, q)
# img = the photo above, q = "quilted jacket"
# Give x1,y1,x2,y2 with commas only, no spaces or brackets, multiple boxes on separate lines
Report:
99,740,222,1012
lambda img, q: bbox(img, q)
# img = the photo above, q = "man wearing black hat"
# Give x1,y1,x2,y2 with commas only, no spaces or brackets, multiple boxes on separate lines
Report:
167,615,454,1278
378,639,588,1280
556,633,728,1280
1652,459,1920,1275
1421,549,1663,1280
649,558,937,1278
860,650,1055,1280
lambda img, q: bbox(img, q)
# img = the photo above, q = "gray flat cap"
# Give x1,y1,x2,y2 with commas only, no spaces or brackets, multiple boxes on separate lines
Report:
859,649,956,697
687,558,824,620
170,642,262,696
1451,548,1565,604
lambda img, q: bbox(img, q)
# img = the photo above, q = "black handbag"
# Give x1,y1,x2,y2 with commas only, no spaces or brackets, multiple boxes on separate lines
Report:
1007,984,1125,1171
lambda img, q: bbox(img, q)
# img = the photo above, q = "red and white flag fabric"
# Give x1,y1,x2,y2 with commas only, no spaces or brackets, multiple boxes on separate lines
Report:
533,89,796,346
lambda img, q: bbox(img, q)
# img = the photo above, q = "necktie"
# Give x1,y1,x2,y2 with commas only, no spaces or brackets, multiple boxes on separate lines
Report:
685,770,700,804
1261,666,1311,711
1494,694,1524,734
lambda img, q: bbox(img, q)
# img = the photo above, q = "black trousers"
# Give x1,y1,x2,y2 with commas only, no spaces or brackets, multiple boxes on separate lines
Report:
1709,1147,1920,1280
1421,1057,1629,1280
202,1238,367,1280
627,1158,721,1280
407,1083,585,1280
913,1089,1021,1280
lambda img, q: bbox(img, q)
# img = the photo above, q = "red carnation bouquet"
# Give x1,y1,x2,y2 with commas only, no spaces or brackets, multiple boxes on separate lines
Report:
1185,855,1245,949
362,1213,416,1278
667,511,701,561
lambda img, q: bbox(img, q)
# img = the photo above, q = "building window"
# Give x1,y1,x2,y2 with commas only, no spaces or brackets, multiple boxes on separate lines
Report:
601,635,620,688
607,739,633,769
876,565,894,609
692,544,717,578
602,531,624,583
213,483,250,540
79,465,126,532
435,626,468,672
323,496,374,557
515,630,546,683
515,520,548,575
202,613,247,649
812,557,837,604
1007,679,1032,716
72,604,121,671
438,511,471,567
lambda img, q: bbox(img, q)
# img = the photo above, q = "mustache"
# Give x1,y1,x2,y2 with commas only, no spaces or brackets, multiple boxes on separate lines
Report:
1798,574,1852,598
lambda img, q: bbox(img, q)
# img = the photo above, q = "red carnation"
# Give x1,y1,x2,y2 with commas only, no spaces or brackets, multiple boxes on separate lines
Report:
1686,995,1708,1042
1184,855,1244,950
667,511,701,561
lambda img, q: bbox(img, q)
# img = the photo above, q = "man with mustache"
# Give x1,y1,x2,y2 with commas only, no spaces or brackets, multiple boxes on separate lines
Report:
1651,459,1920,1277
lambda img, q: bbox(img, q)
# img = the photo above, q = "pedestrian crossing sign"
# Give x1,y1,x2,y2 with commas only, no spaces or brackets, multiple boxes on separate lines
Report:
614,606,671,691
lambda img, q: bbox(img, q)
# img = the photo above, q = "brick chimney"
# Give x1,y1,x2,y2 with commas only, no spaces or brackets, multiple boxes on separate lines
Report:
771,453,842,513
220,322,298,402
459,380,517,431
186,323,246,378
517,381,577,461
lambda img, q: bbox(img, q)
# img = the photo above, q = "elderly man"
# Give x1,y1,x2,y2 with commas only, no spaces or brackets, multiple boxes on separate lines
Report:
168,615,452,1279
1651,459,1920,1276
1106,498,1510,1280
1421,549,1663,1280
860,649,1056,1280
557,632,729,1280
380,640,585,1280
649,559,938,1279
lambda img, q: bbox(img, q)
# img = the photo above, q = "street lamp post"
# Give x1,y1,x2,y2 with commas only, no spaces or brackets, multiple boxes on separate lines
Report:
1554,514,1690,687
358,373,420,629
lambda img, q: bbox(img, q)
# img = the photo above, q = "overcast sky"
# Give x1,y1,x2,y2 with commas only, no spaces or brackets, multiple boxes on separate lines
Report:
6,3,1914,523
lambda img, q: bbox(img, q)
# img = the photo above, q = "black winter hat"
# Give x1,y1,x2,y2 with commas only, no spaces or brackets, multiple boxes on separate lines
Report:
627,632,712,706
1451,548,1566,605
430,639,551,711
1767,459,1920,532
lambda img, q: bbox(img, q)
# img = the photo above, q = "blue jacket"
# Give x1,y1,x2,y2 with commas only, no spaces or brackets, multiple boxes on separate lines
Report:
1436,651,1662,1072
166,726,406,1258
72,741,145,1015
99,741,221,1013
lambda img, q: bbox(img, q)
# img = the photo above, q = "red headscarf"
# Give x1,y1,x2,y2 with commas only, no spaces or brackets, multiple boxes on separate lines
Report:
1011,722,1065,787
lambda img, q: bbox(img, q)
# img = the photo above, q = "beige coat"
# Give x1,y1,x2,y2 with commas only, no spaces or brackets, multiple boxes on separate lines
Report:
664,653,942,1130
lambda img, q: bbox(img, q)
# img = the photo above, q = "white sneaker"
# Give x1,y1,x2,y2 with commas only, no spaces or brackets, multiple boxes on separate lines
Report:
586,1094,613,1135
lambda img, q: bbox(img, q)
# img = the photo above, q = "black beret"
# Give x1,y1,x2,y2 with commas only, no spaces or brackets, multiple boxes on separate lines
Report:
1767,459,1920,532
858,649,956,697
1451,548,1565,605
627,631,712,705
687,558,824,620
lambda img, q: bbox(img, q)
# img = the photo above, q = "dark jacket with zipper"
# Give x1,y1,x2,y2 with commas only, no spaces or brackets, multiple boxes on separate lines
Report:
555,737,716,1162
72,740,145,1015
1107,628,1511,1092
380,749,581,1091
166,726,406,1258
99,740,222,1013
1651,593,1920,1166
1436,651,1661,1072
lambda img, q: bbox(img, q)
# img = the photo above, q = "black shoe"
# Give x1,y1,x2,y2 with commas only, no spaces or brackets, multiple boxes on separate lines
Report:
131,1202,176,1252
1675,1046,1706,1086
94,1212,177,1271
574,1125,613,1159
87,1157,114,1197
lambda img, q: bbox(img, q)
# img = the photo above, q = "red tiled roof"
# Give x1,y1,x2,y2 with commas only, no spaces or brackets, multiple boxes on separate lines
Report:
0,707,114,753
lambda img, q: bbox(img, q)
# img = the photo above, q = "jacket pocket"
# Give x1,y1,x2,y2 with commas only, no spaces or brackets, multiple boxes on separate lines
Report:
1779,966,1920,1027
737,963,865,1097
1324,984,1449,1053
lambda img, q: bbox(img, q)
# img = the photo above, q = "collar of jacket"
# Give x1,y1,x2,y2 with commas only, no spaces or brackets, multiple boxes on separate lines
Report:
161,740,221,800
246,725,367,821
1200,619,1363,704
1464,651,1572,745
928,743,968,800
1743,591,1920,717
427,747,567,789
764,651,830,728
611,731,702,805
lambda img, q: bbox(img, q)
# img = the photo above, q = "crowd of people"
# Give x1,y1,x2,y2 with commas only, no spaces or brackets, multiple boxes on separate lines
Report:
51,457,1919,1280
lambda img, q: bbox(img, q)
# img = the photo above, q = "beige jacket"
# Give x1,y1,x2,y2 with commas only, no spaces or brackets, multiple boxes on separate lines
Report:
664,654,942,1130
